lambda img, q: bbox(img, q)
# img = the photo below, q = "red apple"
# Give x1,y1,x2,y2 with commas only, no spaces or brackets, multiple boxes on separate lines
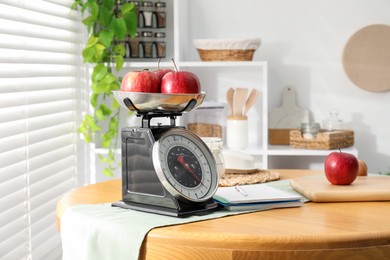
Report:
324,151,359,185
154,68,173,86
161,71,201,94
121,70,159,93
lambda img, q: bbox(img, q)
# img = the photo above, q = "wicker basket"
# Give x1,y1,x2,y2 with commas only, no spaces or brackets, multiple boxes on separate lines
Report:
196,49,255,61
290,130,354,150
269,128,297,145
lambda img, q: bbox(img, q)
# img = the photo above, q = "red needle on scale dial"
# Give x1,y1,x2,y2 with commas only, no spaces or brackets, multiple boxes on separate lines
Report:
177,154,204,186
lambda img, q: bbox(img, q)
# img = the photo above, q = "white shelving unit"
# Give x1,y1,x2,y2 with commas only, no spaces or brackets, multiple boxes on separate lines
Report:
93,0,357,181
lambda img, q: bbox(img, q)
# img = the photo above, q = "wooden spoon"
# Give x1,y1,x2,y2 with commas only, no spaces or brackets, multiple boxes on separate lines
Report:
233,88,248,116
243,89,259,115
226,88,234,116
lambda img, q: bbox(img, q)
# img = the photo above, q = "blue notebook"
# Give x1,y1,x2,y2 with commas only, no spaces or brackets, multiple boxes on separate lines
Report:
213,184,303,211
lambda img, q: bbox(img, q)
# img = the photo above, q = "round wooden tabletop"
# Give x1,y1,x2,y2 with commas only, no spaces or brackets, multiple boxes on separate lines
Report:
56,170,390,260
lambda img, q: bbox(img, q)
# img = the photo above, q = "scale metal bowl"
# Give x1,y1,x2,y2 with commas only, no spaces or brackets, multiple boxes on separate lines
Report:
112,91,206,113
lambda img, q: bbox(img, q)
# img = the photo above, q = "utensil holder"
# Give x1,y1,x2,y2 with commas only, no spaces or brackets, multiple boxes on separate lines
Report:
226,116,248,150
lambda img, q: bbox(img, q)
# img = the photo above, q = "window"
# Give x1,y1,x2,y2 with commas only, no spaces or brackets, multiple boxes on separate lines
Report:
0,0,88,259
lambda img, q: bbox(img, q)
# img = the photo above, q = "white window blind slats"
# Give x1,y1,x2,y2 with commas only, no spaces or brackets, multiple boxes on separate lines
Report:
0,201,25,229
29,144,74,172
0,49,78,65
0,161,26,183
29,156,75,186
29,122,74,145
0,0,81,22
0,18,82,43
0,211,27,245
30,166,75,202
0,107,26,123
0,227,29,259
0,195,27,227
0,174,25,200
0,134,26,154
0,0,85,258
0,4,82,32
0,34,77,54
0,64,78,78
0,90,74,110
0,147,26,168
27,89,75,105
0,76,76,93
2,244,29,260
0,67,78,80
32,230,62,260
28,111,74,134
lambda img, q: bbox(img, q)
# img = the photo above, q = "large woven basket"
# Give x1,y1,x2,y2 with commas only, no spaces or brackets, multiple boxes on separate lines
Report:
290,130,354,150
193,38,261,62
196,49,255,61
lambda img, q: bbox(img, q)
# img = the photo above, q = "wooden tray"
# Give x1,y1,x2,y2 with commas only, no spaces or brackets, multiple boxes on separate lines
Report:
290,175,390,202
290,129,354,150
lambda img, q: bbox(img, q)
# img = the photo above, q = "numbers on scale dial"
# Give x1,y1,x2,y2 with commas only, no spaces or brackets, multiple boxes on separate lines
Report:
160,134,213,201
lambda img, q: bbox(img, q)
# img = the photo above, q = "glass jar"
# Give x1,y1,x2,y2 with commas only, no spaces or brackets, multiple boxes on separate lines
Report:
301,122,320,139
154,32,166,58
140,31,154,58
154,1,166,28
201,137,225,177
322,109,345,131
183,102,225,139
140,1,154,28
128,32,140,58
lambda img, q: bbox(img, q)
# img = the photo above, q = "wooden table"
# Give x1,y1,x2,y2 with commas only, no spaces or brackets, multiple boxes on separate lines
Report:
56,170,390,259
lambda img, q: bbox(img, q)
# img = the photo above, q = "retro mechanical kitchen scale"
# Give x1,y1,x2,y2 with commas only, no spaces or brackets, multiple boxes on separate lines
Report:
112,90,220,217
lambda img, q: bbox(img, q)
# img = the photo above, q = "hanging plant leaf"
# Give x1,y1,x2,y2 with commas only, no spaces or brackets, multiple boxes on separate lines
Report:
99,6,112,27
82,46,95,62
114,55,124,71
92,63,108,82
121,2,135,15
112,17,127,40
90,94,99,108
92,81,110,94
72,0,138,177
86,35,99,48
123,11,137,37
102,0,115,10
94,43,106,62
99,30,114,47
102,72,117,84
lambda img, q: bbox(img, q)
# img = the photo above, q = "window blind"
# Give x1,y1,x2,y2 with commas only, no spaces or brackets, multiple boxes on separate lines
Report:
0,1,87,259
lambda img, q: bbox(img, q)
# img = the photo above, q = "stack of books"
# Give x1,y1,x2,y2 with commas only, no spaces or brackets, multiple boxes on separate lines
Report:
213,184,303,211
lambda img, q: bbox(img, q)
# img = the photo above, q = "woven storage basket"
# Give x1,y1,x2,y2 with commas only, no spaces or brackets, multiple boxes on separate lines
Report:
290,130,354,150
196,49,255,61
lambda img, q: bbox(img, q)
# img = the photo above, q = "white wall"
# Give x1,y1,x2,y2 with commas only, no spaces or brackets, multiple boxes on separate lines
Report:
188,0,390,174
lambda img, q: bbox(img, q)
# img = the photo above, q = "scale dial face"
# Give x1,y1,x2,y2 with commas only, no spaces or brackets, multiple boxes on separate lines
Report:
153,128,219,203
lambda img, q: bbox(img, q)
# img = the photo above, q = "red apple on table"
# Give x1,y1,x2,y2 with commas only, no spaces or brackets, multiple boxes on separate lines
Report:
161,71,201,94
121,70,159,92
324,150,359,185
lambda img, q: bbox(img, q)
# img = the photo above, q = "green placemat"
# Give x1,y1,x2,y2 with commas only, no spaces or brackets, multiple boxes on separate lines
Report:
61,180,309,260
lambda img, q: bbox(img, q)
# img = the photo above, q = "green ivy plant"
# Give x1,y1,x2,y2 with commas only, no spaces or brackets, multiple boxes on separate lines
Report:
71,0,138,176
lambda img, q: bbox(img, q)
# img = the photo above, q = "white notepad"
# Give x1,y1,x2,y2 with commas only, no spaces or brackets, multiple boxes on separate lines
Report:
213,184,303,204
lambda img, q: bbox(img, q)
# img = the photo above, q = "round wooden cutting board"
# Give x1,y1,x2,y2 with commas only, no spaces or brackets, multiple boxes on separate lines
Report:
342,24,390,92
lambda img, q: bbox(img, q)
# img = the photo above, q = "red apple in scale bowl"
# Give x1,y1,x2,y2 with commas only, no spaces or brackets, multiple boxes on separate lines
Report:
324,151,359,185
161,71,201,94
154,68,173,85
121,70,160,93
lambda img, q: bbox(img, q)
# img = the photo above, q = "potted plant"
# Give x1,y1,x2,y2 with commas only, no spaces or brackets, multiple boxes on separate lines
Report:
71,0,138,176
